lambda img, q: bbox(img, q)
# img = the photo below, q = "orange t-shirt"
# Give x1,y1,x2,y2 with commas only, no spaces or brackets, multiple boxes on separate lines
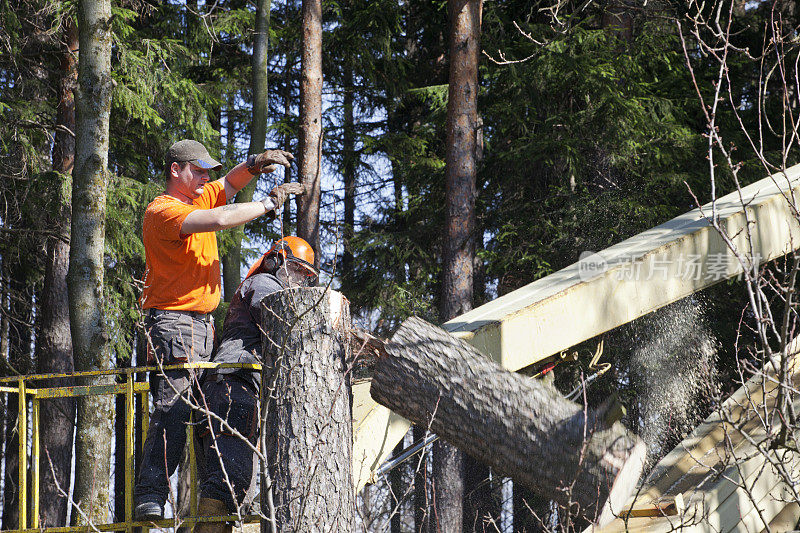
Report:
140,181,227,313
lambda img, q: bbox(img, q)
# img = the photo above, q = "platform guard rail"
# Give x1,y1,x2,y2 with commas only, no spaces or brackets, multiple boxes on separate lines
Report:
0,362,262,533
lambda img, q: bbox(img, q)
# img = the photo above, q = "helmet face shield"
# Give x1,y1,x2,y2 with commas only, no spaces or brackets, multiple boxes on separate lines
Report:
247,236,318,287
284,258,319,287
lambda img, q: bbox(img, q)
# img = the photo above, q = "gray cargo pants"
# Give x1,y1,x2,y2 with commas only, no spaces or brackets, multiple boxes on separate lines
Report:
134,309,214,507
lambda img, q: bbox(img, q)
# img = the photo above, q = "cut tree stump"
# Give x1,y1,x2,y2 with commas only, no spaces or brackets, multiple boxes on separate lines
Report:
261,287,354,532
370,317,645,525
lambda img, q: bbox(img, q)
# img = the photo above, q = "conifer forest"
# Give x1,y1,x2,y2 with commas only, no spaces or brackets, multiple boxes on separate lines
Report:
3,0,800,532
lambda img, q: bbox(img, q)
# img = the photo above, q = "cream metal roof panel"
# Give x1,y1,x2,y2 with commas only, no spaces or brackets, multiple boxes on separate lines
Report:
444,166,800,371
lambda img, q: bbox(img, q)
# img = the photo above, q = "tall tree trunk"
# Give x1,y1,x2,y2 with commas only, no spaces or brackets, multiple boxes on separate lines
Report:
262,288,354,531
3,262,34,530
513,482,550,533
413,425,430,533
463,454,498,531
370,317,646,526
2,387,20,531
296,0,323,265
223,0,272,299
0,261,7,527
342,65,356,280
222,91,238,301
69,0,114,524
114,388,125,521
282,51,295,234
37,16,78,527
435,2,482,531
389,441,404,533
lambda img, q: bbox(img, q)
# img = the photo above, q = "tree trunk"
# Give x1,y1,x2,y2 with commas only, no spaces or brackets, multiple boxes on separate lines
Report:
68,0,114,525
413,424,430,533
2,387,20,531
370,317,646,525
281,52,294,236
513,481,550,533
223,0,272,299
431,439,462,532
38,23,78,526
342,65,356,280
441,0,480,321
261,288,354,531
463,454,499,531
2,262,34,531
389,441,404,533
222,90,238,301
513,371,556,533
281,47,296,234
435,2,483,530
296,0,323,265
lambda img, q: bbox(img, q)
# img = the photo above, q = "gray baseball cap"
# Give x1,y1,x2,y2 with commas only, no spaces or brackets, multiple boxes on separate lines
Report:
166,139,223,171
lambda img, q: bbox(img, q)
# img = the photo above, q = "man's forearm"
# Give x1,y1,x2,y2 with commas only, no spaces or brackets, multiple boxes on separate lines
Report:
181,201,272,235
222,162,258,197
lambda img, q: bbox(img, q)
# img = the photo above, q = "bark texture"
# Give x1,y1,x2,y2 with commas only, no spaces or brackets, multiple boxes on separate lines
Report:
2,261,33,530
413,424,430,533
441,0,481,322
261,288,354,531
296,0,323,264
69,0,114,524
463,454,499,531
370,317,646,524
37,23,78,525
222,0,272,299
436,3,483,529
342,65,356,280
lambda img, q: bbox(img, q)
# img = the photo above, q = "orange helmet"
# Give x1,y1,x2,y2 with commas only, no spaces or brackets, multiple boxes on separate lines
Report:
244,236,317,282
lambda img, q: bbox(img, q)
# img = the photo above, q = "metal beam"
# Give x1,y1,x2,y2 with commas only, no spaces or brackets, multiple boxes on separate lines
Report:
444,165,800,370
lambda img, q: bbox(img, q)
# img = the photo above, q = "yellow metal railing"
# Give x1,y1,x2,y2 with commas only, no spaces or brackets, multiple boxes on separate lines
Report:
0,362,263,533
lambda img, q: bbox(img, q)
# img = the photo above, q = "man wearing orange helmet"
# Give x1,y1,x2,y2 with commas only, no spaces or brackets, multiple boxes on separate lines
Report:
195,237,318,526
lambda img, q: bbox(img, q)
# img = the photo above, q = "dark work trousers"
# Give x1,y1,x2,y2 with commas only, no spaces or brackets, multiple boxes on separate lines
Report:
134,310,214,507
199,376,260,512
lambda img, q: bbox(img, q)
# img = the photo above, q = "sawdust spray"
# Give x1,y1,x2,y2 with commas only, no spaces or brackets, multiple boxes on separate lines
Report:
629,297,720,464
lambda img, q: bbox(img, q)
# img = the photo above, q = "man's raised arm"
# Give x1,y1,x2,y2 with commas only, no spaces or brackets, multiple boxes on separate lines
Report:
221,149,295,199
181,182,305,235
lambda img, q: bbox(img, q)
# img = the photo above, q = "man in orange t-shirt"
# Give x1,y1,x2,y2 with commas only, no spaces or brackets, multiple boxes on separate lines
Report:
135,139,304,520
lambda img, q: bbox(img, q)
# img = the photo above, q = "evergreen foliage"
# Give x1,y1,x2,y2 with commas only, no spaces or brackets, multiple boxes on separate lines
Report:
1,0,799,528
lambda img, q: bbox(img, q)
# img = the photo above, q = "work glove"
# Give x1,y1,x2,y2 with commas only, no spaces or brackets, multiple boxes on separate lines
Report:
268,182,306,209
246,149,295,175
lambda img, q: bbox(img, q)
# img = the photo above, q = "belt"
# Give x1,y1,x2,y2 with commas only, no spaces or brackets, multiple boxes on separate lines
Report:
147,308,212,322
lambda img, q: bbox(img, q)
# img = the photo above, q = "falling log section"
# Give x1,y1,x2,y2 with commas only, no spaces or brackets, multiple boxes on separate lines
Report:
370,317,646,525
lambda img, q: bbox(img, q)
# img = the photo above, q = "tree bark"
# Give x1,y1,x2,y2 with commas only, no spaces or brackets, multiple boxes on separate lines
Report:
38,22,78,526
370,317,646,525
342,64,356,280
2,383,20,531
513,481,550,532
3,261,35,530
389,441,404,533
223,0,272,299
69,0,114,525
296,0,323,265
436,2,483,530
413,424,430,533
463,454,499,531
261,287,354,531
281,44,297,234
